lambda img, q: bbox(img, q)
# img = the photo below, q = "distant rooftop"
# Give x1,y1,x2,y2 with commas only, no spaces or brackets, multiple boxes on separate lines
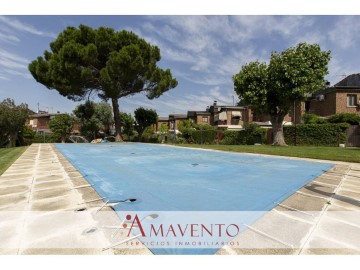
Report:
169,114,188,119
335,73,360,87
314,73,360,96
29,112,63,118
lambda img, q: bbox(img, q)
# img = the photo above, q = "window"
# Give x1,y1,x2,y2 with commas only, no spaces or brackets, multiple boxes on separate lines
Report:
202,117,208,123
347,95,357,107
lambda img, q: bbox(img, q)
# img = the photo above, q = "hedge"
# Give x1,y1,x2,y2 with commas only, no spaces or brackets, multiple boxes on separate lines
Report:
31,133,60,143
284,123,349,146
220,127,267,145
191,130,217,144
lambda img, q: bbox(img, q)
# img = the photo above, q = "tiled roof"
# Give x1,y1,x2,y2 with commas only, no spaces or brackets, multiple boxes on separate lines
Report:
313,74,360,96
334,73,360,87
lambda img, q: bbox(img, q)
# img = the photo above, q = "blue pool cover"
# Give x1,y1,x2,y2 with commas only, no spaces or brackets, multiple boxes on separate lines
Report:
56,143,333,254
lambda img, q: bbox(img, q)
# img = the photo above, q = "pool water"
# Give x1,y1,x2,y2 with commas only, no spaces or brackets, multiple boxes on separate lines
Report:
56,143,333,254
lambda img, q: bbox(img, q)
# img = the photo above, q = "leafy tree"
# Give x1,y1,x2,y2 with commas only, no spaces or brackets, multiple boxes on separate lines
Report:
94,102,113,133
233,43,331,146
120,112,134,139
159,123,169,133
0,98,29,147
327,113,360,125
177,119,194,133
134,107,158,141
29,25,178,142
73,101,113,140
22,125,36,145
49,114,74,143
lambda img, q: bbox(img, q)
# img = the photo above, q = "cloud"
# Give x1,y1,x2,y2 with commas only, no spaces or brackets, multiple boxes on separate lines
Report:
328,16,360,49
0,74,10,81
122,85,238,116
0,16,56,38
0,49,31,79
0,31,20,44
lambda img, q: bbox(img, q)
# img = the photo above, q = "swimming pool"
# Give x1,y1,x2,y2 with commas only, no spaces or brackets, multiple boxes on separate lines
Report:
56,143,333,254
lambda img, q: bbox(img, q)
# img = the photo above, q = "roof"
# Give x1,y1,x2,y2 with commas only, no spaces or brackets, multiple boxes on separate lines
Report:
334,74,360,87
313,74,360,97
158,117,169,121
208,105,246,113
169,114,188,119
187,111,211,116
29,113,63,118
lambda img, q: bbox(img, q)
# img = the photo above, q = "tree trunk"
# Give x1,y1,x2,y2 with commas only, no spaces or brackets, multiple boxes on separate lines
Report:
138,129,144,142
9,132,17,147
111,98,123,142
61,135,66,143
271,114,287,146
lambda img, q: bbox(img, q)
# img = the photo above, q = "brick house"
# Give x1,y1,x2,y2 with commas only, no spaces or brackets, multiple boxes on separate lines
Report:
28,113,59,133
168,114,188,133
251,102,304,127
155,117,169,132
206,101,248,130
27,112,80,134
308,74,360,116
187,111,211,125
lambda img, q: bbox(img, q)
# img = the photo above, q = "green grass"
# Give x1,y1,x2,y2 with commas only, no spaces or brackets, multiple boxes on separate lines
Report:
177,144,360,163
0,147,28,175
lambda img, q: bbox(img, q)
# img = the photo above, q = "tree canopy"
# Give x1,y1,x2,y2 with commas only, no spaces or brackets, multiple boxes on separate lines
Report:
49,114,74,143
233,43,331,146
0,98,30,147
134,107,158,141
120,112,135,139
29,25,178,141
73,101,113,140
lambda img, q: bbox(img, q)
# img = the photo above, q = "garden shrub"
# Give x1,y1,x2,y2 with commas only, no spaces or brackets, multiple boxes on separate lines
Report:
32,133,60,143
190,130,216,144
220,123,267,145
284,123,349,146
302,114,327,124
327,113,360,125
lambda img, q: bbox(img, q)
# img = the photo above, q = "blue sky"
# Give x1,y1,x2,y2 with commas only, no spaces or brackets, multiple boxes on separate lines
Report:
1,15,360,116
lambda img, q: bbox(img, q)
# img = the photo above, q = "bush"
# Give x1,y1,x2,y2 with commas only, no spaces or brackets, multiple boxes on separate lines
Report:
32,133,60,143
220,123,267,145
191,130,216,144
284,123,349,146
327,113,360,125
302,114,327,124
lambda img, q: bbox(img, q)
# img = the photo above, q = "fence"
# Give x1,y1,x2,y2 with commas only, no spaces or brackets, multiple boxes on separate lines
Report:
346,125,360,147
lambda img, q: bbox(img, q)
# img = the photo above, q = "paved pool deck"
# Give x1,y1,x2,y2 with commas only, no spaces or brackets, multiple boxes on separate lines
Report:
0,143,359,255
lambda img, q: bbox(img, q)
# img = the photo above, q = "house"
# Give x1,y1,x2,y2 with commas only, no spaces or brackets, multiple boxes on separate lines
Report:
207,101,247,130
308,74,360,116
168,114,188,133
187,110,211,125
27,112,80,134
250,102,304,127
155,117,169,132
28,113,60,133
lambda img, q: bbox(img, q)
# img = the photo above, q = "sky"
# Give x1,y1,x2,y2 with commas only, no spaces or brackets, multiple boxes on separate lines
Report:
1,15,360,116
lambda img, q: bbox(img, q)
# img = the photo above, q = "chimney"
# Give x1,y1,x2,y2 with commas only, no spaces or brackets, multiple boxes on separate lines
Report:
213,100,217,106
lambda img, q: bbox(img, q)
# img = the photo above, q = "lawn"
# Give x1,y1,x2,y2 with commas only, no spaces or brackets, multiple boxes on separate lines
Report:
178,144,360,163
0,147,28,175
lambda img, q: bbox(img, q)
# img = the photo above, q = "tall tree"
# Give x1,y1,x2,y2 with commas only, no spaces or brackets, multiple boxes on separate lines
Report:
49,114,74,143
29,25,178,141
233,43,331,146
0,98,29,147
134,107,158,141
